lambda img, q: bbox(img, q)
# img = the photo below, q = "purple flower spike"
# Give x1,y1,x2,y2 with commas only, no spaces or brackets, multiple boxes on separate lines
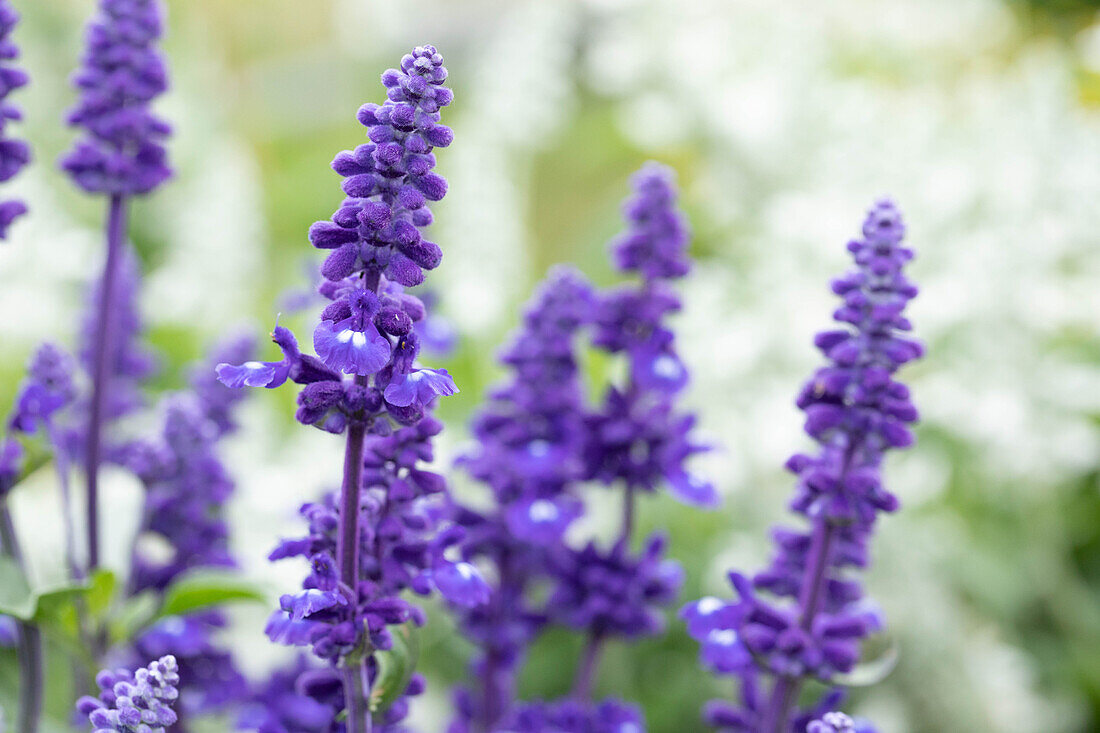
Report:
0,1,29,239
683,200,922,731
610,162,691,282
77,654,180,732
61,0,171,196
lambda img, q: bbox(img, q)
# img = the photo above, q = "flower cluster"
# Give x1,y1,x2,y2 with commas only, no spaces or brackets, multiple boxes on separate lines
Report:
547,534,682,640
7,343,78,437
120,337,254,716
448,267,595,732
585,162,714,509
0,0,28,238
76,654,180,732
503,698,645,733
241,655,427,733
682,200,921,731
127,335,252,591
449,165,713,731
62,0,171,195
218,45,469,731
266,412,487,661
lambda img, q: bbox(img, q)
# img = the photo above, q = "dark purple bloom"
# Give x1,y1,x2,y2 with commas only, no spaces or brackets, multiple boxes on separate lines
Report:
61,0,171,195
501,698,645,733
117,337,254,717
76,654,180,732
7,343,77,435
448,267,594,731
682,200,922,731
0,0,29,239
610,162,690,281
547,534,683,640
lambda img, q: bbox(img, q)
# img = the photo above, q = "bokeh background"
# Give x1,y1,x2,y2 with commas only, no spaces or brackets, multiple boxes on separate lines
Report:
3,0,1100,730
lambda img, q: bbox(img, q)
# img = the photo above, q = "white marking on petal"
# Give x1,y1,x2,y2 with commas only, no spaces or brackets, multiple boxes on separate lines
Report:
528,500,559,523
708,629,738,646
351,332,367,348
653,355,682,379
696,596,723,615
244,360,264,370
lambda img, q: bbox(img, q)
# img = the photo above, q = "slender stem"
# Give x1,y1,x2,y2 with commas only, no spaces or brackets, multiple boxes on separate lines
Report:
338,372,370,733
337,418,367,589
342,664,371,733
620,484,636,545
47,424,82,582
84,193,128,573
571,633,604,700
0,503,42,733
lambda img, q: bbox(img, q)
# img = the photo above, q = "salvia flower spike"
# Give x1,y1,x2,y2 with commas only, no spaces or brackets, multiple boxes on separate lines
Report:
0,0,29,239
62,0,173,576
76,655,180,732
682,200,921,732
449,266,596,731
219,44,467,733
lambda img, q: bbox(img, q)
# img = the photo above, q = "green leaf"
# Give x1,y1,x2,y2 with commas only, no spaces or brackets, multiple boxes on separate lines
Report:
109,590,160,645
0,556,88,622
156,569,266,619
0,555,35,619
370,623,419,715
86,568,118,619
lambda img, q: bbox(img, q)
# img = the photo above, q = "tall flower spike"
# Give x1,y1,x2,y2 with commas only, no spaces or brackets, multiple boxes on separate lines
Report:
76,655,180,732
62,0,171,195
0,0,29,239
448,267,595,732
681,200,922,732
63,0,173,578
218,45,463,733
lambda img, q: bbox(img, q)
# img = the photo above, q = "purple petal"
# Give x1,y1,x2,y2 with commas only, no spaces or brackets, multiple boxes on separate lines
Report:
263,611,322,646
383,368,459,407
280,589,344,621
505,497,582,546
313,318,391,375
215,360,287,389
433,561,490,608
668,472,720,508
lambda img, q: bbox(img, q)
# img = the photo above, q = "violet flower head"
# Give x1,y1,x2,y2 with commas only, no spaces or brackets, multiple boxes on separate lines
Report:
62,0,172,195
448,267,595,732
8,343,78,435
76,654,180,732
610,162,690,281
0,0,29,239
547,534,683,640
586,162,715,508
504,698,645,733
120,337,253,715
265,412,476,660
312,45,453,290
682,200,922,731
217,47,458,432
